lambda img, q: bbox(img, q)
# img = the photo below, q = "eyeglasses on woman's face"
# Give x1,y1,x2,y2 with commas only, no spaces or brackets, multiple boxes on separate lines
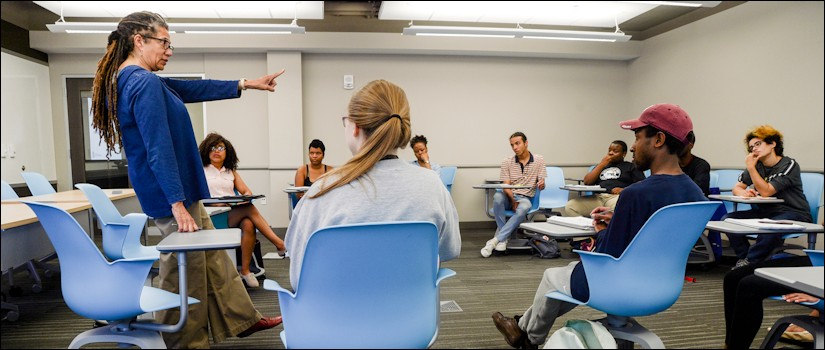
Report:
341,116,349,127
210,146,226,152
143,35,175,51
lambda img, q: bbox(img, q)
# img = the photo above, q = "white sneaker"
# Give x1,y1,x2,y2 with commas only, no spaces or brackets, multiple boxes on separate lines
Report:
495,240,508,252
481,238,499,258
241,272,260,288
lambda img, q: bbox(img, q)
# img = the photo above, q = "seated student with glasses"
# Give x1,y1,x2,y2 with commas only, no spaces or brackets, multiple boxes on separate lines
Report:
199,133,286,288
294,139,333,199
725,125,812,269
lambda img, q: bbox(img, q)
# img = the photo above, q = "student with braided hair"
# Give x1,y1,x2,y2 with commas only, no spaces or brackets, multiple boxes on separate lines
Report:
91,11,284,348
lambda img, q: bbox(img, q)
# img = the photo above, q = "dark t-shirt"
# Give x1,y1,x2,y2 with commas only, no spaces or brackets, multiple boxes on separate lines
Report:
570,174,708,301
739,156,811,220
595,161,646,193
681,155,711,196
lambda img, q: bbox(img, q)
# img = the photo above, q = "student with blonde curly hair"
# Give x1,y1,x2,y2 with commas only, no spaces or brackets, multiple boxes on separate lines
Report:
727,125,812,269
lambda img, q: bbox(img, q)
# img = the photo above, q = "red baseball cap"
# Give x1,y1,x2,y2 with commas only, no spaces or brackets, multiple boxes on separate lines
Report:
619,103,693,144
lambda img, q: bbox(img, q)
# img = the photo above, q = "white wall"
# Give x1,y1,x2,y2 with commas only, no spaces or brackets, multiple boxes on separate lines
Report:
629,1,824,172
32,1,824,230
1,51,55,185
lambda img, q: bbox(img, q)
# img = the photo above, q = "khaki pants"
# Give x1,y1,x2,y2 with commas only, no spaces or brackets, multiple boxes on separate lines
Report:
155,202,261,349
562,193,619,217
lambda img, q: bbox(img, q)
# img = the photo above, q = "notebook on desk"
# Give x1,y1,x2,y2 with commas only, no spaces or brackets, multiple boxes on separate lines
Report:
547,216,595,230
725,218,804,230
714,195,777,200
215,194,265,201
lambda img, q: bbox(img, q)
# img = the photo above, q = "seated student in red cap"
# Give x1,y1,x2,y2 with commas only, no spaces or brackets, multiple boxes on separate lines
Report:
491,104,707,349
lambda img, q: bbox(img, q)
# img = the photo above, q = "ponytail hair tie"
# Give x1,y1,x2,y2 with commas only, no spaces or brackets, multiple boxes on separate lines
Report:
389,114,401,121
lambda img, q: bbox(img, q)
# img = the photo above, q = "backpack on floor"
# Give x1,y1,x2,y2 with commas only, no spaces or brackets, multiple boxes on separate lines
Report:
544,319,617,349
525,232,561,259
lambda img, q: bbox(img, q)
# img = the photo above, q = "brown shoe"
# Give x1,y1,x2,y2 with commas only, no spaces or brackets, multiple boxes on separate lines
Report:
237,316,283,338
492,312,527,348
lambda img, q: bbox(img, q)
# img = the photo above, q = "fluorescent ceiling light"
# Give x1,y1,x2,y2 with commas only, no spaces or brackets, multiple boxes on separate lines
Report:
47,21,305,34
381,1,658,28
622,1,721,7
403,25,631,42
34,1,324,19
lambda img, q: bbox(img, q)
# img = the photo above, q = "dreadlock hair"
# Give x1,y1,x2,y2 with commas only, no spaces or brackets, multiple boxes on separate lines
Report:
311,80,411,198
91,11,168,157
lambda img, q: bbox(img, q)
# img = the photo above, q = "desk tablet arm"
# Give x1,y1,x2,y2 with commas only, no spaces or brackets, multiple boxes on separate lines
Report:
263,279,296,298
436,268,456,287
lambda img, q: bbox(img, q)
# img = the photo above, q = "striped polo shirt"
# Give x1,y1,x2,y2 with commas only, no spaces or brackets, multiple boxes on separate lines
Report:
499,153,547,197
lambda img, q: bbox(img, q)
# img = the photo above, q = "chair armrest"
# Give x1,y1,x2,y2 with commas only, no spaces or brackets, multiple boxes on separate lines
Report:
573,250,621,279
545,291,586,305
123,212,148,226
263,279,296,298
436,268,456,286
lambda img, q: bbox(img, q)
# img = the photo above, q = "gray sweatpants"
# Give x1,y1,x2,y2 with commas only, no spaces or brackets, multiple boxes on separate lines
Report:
518,261,580,345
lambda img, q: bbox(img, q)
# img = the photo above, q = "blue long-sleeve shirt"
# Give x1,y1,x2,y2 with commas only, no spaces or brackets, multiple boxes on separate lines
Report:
570,174,708,301
116,65,241,218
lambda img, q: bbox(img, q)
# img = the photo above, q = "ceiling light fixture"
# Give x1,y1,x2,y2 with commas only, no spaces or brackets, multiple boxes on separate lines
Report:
622,1,721,7
402,25,631,42
47,20,305,35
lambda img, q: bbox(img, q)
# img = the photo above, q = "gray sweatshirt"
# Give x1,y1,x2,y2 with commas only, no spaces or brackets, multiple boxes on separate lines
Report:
285,158,461,289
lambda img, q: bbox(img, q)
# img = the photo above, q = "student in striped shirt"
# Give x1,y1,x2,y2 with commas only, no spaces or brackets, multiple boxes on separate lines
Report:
481,132,546,258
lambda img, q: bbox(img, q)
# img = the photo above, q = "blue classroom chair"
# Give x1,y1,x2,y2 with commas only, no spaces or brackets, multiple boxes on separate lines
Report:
545,201,720,348
75,183,158,260
711,169,751,212
1,180,18,199
21,201,198,349
263,222,455,348
20,171,56,196
538,166,568,217
438,166,457,193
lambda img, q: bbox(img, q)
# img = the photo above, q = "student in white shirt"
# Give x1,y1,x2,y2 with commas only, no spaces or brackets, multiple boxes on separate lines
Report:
199,133,285,287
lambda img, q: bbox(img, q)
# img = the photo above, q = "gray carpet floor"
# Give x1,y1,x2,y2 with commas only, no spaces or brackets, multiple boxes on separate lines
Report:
0,227,811,349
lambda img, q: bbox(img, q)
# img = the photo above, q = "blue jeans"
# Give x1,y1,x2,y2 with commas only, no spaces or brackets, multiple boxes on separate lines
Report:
725,210,812,262
493,191,532,242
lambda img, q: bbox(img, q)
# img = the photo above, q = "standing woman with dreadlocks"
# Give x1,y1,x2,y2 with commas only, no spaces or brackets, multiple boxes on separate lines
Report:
92,11,284,348
284,80,461,291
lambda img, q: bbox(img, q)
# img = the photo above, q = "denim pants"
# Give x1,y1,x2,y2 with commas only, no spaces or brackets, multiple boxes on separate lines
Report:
493,191,532,242
724,209,812,262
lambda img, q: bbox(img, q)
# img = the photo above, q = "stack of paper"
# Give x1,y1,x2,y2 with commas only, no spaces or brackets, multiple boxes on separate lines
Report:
725,218,804,230
563,185,604,191
547,216,595,230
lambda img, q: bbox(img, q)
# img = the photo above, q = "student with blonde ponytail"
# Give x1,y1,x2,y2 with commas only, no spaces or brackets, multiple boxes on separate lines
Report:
91,11,284,348
285,80,461,289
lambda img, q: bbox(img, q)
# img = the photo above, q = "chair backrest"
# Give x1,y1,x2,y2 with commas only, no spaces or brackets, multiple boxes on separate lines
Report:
1,180,18,199
76,183,129,259
582,201,720,316
800,172,823,223
712,169,749,211
709,171,719,189
75,183,123,224
438,166,457,193
21,201,145,321
804,249,824,266
21,171,56,196
282,222,441,348
539,167,568,210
